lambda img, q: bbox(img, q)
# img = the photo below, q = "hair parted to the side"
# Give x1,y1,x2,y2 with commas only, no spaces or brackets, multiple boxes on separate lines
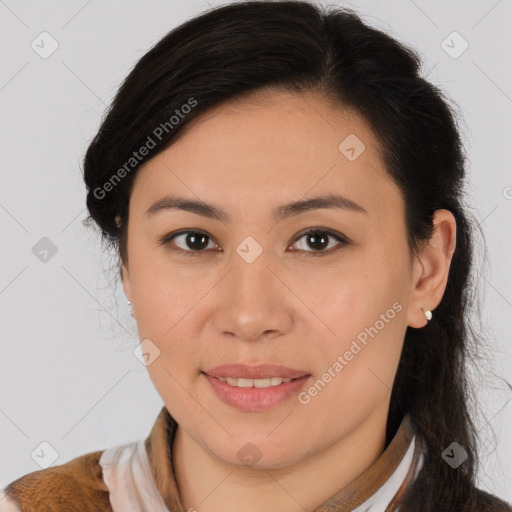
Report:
81,1,511,510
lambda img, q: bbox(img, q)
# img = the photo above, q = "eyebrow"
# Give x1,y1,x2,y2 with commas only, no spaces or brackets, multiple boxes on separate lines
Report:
144,193,367,223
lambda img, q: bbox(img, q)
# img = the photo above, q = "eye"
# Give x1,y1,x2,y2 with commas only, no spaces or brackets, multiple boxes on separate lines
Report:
159,229,220,257
289,228,348,256
159,227,349,258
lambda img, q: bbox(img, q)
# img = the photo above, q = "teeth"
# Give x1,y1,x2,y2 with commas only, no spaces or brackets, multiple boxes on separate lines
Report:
218,376,293,388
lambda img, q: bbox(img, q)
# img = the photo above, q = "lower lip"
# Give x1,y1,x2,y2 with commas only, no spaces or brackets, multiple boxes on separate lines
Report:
202,373,311,412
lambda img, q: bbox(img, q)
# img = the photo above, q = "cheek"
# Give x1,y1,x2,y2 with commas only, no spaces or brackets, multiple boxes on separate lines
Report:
129,248,212,338
299,298,405,435
296,253,407,407
128,256,208,390
290,248,405,339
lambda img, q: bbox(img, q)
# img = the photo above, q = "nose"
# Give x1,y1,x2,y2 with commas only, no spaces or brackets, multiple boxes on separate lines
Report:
211,253,293,342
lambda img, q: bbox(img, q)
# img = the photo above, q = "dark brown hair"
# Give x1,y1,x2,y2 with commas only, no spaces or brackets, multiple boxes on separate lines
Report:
82,2,511,509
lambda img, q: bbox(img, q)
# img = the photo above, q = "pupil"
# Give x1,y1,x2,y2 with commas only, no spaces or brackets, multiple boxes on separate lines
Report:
187,233,208,250
308,232,328,250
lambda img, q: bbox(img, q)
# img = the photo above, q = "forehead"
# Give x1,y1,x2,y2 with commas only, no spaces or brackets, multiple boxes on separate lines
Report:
131,89,402,220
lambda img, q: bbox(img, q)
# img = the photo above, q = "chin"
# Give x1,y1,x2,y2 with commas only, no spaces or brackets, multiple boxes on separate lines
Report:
203,432,305,470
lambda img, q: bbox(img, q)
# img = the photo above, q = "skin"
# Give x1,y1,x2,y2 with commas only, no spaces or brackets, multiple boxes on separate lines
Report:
121,89,457,512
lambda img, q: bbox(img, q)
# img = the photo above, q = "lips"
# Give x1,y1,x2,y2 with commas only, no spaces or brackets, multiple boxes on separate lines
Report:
203,363,310,380
203,372,311,411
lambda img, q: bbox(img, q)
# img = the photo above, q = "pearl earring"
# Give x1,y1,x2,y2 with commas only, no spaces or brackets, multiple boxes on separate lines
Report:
424,309,432,321
127,300,134,317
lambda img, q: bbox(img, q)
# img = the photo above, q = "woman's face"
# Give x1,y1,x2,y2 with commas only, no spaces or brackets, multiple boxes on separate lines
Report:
121,89,422,468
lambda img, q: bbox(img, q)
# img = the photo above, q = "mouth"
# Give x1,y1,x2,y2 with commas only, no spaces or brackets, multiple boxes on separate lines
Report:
201,373,308,389
201,364,312,411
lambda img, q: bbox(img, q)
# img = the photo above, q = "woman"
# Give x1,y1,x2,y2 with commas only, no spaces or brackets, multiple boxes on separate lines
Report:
1,1,510,510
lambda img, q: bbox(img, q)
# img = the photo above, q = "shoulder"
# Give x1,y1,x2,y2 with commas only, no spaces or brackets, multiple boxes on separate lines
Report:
0,448,112,512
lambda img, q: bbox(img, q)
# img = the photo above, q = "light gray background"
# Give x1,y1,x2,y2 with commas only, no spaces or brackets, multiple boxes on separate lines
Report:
1,0,511,503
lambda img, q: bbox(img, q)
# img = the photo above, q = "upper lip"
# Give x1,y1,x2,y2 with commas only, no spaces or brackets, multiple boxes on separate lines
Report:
204,364,310,379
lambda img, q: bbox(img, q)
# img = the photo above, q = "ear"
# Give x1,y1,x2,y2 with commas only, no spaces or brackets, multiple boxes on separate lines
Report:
406,209,457,328
121,263,133,304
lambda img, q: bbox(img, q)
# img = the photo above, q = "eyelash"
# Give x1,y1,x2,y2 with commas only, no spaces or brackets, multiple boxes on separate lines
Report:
158,228,349,258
